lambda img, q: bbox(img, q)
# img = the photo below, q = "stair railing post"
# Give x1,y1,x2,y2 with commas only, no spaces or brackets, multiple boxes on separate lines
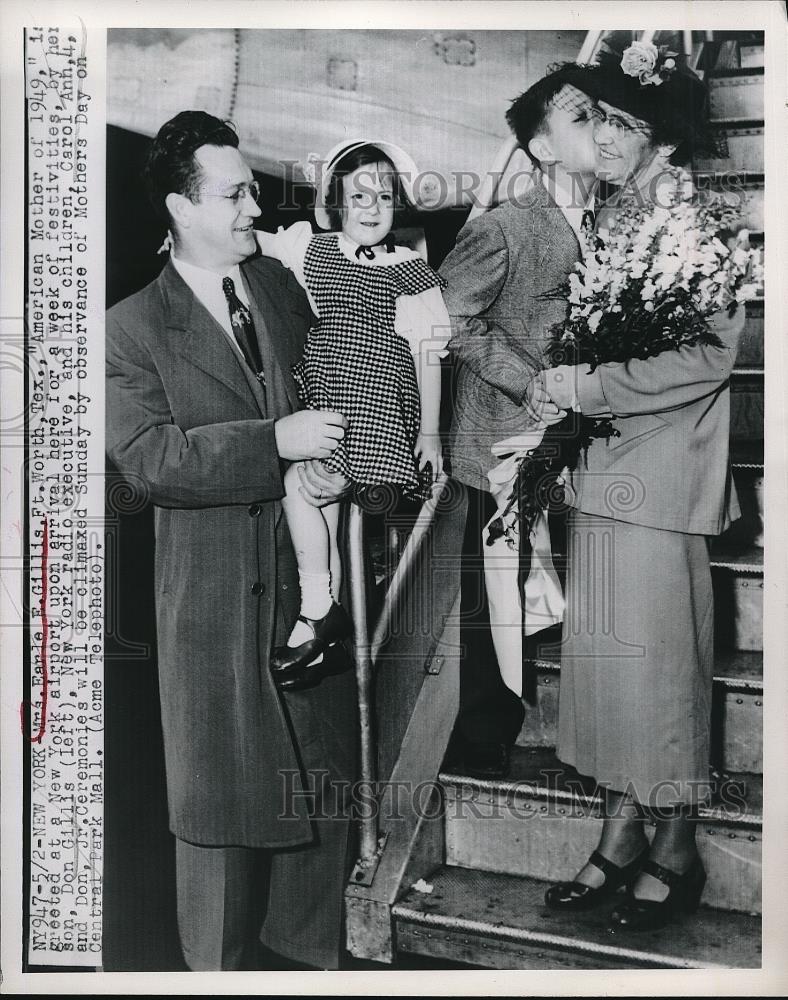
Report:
347,501,381,875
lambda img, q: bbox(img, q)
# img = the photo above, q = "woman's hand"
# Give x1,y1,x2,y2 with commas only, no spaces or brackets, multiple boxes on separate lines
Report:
524,373,569,424
414,431,444,481
542,364,593,412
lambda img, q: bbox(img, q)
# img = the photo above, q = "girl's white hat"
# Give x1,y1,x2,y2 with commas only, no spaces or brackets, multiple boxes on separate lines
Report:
303,139,421,230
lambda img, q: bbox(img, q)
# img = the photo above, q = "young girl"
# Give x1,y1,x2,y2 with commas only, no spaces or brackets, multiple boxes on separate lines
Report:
255,140,451,677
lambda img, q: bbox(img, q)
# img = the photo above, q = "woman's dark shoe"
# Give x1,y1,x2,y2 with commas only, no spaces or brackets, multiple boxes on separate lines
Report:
271,602,352,676
609,856,706,932
544,845,649,911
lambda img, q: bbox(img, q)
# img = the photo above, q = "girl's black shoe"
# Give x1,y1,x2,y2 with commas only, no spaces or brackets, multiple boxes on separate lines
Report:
608,855,706,932
271,602,353,676
544,845,649,911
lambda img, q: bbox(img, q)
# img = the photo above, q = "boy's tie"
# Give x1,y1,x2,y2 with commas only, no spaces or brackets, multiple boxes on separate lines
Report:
581,208,596,233
222,276,265,386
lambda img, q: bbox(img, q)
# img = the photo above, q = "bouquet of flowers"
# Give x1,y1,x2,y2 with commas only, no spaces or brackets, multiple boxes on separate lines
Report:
487,168,763,548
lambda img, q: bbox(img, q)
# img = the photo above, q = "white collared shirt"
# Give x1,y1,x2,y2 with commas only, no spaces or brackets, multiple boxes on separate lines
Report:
170,254,250,356
540,171,596,246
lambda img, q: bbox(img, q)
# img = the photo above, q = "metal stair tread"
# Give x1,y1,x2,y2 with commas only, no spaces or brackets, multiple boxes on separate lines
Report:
707,117,764,129
707,66,764,79
730,440,763,469
694,171,763,187
521,642,762,694
393,866,761,970
709,538,763,573
709,116,765,128
440,746,763,825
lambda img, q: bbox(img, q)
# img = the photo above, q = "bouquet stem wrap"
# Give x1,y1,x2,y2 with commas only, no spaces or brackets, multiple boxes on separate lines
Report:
483,422,565,699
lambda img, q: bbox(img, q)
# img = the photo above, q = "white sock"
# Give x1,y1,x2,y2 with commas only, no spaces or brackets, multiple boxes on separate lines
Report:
299,571,333,620
287,571,333,660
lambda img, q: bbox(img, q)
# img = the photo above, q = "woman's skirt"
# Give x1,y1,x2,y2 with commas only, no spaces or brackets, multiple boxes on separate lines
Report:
557,510,715,808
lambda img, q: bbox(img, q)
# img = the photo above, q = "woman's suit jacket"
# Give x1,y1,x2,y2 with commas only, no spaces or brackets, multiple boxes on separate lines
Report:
106,256,355,847
569,306,745,536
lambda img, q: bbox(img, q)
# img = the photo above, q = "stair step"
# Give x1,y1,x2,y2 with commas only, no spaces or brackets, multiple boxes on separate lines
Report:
522,645,762,693
710,540,763,651
710,539,763,573
736,298,764,366
731,439,763,470
728,462,764,548
696,125,764,172
730,368,765,442
440,747,762,915
393,867,761,970
709,73,763,121
515,646,762,774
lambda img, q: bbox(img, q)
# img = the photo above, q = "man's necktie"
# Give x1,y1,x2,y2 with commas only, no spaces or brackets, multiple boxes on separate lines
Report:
222,276,265,386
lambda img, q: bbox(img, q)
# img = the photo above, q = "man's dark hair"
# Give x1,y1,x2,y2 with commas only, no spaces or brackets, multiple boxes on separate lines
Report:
325,143,407,231
144,110,240,226
506,62,598,168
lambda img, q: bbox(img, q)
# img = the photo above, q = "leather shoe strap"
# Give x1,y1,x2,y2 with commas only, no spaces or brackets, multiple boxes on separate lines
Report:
640,857,691,890
587,849,620,878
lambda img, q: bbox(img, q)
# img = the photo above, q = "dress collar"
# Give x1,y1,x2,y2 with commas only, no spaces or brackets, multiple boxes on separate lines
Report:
336,231,412,266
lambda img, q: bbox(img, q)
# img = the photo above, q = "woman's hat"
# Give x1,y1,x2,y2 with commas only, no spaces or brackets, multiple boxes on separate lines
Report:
585,40,717,155
302,139,421,230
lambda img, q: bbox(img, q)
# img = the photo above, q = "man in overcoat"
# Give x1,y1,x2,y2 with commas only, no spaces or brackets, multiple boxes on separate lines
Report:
105,111,356,971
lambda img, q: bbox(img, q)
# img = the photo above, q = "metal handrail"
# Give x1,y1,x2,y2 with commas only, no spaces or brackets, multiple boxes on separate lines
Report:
347,504,378,865
347,475,450,875
370,472,450,665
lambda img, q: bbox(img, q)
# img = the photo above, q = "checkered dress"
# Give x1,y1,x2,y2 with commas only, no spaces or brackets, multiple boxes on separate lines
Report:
295,235,446,497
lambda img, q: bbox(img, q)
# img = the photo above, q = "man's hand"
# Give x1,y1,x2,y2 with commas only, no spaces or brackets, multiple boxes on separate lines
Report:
523,373,567,425
274,410,348,461
297,460,351,508
414,431,444,481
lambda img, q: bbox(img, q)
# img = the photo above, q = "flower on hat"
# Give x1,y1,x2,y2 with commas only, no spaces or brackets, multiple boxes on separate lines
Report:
621,40,678,87
621,40,658,79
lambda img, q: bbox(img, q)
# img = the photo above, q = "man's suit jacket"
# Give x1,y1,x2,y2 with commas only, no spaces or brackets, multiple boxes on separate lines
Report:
106,256,354,847
440,180,583,491
568,305,744,535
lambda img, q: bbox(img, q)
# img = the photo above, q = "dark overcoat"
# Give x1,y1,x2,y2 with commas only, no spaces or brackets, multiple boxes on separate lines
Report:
106,256,352,847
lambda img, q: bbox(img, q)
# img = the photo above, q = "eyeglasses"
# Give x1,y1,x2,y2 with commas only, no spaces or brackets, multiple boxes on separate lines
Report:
589,106,652,138
199,180,262,206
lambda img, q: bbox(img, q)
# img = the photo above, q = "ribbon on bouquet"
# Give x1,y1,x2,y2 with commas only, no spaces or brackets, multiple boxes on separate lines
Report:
484,422,565,698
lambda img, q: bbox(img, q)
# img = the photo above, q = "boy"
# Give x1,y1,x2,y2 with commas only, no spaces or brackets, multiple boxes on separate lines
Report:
441,62,600,778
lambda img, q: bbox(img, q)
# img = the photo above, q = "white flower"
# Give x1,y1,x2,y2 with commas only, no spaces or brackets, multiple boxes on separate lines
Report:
737,282,760,301
588,310,603,332
621,41,658,80
641,280,656,302
732,247,749,269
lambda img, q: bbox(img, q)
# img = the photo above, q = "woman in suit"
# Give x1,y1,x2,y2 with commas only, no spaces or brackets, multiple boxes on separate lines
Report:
538,46,745,931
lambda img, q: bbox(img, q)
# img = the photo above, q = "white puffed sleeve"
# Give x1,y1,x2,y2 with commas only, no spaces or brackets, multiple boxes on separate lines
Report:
394,285,452,359
257,220,320,313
